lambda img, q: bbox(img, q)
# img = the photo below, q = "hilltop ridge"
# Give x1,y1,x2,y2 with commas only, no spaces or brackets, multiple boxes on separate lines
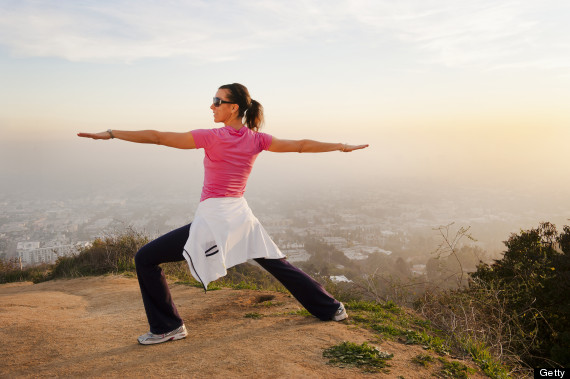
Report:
0,275,487,378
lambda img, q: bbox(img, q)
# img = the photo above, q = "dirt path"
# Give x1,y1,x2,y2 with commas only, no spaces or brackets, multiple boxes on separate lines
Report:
0,276,486,378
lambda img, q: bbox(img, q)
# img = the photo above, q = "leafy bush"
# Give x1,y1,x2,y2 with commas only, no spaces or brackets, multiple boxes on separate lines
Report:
418,222,569,372
49,228,149,279
471,222,570,367
0,258,51,284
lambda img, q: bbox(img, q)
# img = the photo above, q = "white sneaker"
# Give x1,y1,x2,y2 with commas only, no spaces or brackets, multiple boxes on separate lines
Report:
138,324,187,345
332,303,348,321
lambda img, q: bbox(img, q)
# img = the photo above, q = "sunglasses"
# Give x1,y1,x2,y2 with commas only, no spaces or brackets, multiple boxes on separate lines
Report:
212,97,234,107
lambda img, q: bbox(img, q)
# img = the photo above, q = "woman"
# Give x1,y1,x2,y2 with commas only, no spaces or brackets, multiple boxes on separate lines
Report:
78,83,368,345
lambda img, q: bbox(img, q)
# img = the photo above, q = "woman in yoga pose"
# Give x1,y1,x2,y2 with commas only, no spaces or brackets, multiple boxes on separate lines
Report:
78,83,368,344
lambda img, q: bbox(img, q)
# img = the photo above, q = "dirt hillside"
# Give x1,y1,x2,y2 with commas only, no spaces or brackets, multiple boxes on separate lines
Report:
0,276,486,378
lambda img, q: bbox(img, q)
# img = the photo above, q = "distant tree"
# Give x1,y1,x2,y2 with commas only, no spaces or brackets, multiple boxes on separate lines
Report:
425,224,481,288
361,252,391,274
426,246,487,288
394,257,410,278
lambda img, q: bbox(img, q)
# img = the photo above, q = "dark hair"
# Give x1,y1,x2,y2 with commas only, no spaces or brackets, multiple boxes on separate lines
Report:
219,83,264,131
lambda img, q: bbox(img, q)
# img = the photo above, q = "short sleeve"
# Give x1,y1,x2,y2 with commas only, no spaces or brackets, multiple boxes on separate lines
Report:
191,129,216,149
257,132,273,151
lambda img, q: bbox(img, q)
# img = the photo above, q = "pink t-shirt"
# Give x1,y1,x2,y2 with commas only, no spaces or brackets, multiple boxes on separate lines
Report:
191,126,273,202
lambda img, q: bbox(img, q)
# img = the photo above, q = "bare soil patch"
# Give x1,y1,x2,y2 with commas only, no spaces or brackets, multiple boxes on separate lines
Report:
0,276,486,378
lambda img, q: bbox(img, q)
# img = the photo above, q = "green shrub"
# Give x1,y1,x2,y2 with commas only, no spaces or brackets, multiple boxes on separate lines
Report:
438,358,475,379
323,341,393,372
465,338,510,379
412,353,435,367
49,228,149,279
0,258,51,284
417,222,569,373
471,222,570,368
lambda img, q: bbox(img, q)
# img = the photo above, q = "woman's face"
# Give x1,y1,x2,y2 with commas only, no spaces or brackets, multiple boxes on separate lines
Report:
211,89,238,125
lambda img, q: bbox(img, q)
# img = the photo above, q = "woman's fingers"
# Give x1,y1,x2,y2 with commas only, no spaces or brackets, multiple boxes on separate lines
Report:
77,132,110,140
344,144,369,152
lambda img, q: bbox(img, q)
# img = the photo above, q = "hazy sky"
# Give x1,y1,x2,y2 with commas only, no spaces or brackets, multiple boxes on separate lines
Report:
1,0,569,200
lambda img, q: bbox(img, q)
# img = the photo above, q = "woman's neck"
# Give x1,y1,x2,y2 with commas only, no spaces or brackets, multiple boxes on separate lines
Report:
225,119,244,130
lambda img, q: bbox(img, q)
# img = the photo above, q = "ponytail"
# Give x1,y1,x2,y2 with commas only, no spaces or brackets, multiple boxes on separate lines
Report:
245,99,264,132
219,83,264,131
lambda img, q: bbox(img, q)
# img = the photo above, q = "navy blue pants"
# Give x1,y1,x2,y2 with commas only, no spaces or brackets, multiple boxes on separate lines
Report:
135,223,340,334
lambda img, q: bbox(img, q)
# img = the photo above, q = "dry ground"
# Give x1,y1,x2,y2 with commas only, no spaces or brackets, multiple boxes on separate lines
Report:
0,276,487,378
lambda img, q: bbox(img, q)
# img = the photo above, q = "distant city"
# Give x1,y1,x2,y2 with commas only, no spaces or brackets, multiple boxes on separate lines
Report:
2,180,568,273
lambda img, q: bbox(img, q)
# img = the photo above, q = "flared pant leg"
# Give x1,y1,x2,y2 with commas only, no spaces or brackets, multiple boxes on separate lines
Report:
135,223,190,334
254,258,340,321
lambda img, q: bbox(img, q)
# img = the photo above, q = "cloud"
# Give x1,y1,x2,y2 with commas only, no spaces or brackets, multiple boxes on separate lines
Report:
0,0,269,62
0,0,568,72
344,1,569,70
0,0,352,63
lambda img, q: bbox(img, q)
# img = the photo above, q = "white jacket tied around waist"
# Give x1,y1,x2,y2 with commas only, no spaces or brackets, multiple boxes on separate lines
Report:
183,197,285,290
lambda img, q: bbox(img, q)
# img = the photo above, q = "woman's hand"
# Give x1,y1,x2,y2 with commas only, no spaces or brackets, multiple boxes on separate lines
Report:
341,144,369,152
77,131,112,140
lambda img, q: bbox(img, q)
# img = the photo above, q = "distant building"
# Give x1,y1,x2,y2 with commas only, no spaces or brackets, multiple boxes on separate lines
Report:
17,241,40,250
342,245,392,261
283,248,310,262
411,264,426,275
343,248,368,260
18,248,58,265
329,275,352,283
17,242,90,266
322,236,348,248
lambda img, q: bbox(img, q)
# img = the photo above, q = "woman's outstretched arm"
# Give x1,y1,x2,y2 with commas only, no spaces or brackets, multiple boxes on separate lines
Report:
268,137,368,153
77,130,196,150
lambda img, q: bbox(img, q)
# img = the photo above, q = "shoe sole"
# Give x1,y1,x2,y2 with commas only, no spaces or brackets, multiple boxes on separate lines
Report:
332,313,348,321
138,332,187,345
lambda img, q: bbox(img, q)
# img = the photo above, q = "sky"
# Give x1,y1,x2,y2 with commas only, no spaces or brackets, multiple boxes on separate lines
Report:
1,0,569,205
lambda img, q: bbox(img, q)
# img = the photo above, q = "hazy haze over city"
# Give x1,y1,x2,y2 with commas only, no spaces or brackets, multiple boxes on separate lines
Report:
1,1,569,263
